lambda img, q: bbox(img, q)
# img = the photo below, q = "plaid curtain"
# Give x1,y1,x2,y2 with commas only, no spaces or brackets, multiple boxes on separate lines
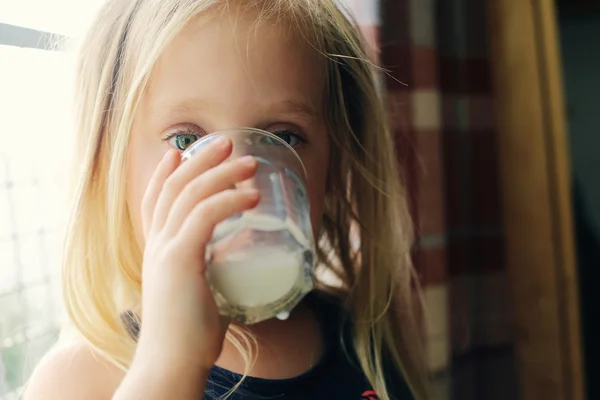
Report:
344,1,518,399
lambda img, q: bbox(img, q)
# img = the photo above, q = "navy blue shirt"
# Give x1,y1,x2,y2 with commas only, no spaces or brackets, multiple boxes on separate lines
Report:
124,292,413,400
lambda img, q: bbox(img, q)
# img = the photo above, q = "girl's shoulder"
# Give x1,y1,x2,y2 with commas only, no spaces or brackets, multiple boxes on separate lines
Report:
23,339,123,400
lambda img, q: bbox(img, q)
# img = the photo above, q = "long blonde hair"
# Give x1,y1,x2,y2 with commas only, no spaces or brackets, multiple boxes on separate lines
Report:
63,0,429,398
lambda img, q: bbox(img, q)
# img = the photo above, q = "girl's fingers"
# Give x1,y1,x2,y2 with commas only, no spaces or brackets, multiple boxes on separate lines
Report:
171,188,260,264
162,156,258,236
151,137,232,234
141,150,180,239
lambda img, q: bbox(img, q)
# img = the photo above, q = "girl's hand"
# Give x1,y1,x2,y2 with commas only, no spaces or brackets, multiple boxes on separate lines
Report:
135,137,259,370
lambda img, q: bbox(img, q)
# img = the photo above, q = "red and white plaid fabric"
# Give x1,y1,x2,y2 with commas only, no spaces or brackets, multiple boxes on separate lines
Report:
342,1,516,398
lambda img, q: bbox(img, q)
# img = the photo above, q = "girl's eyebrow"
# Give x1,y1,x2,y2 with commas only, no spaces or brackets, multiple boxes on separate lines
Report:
272,99,319,120
149,96,320,124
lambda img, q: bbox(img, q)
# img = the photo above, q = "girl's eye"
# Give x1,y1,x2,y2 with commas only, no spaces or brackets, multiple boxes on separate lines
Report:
262,130,304,147
167,133,200,151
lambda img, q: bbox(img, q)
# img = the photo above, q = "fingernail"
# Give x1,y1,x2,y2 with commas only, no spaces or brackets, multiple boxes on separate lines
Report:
212,136,229,148
238,155,256,166
242,188,260,199
163,149,176,162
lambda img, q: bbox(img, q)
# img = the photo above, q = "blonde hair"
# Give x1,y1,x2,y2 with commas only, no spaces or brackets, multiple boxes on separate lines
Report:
63,0,429,398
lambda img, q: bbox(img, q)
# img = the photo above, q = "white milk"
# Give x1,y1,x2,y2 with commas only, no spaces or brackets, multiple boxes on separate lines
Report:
212,213,310,247
209,247,302,307
208,213,312,308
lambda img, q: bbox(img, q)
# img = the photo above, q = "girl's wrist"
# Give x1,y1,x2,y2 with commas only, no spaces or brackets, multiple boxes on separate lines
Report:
117,355,208,400
134,333,214,374
125,342,210,399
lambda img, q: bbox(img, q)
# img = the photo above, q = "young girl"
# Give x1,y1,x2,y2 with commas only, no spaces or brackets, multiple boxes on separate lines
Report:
25,0,429,399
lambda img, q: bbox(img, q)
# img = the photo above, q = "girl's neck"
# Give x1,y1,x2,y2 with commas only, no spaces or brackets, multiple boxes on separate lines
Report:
215,301,324,379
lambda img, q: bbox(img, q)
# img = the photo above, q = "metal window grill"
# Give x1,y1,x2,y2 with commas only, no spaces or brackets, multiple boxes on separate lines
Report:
0,154,63,399
0,33,73,399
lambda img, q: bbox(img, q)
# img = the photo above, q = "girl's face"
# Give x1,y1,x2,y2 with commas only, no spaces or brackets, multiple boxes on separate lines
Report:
126,9,330,248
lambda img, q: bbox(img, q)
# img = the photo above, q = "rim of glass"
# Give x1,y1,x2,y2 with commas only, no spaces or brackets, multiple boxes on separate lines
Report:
184,127,308,178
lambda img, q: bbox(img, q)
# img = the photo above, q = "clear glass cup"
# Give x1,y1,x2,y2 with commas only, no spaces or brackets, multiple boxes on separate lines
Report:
181,128,315,324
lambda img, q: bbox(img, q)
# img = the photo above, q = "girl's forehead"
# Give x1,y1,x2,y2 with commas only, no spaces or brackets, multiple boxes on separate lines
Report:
141,9,326,129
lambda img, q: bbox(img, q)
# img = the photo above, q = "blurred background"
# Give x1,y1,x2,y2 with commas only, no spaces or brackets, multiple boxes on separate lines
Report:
0,0,598,399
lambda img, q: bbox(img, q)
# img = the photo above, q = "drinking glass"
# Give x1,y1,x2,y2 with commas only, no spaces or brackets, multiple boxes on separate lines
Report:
181,128,315,324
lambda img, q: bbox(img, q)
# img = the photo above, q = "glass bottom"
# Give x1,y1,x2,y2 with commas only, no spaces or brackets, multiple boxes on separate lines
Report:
208,249,314,324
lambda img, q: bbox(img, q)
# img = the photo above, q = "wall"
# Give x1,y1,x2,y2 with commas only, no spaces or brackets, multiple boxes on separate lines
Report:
559,12,600,400
560,15,600,232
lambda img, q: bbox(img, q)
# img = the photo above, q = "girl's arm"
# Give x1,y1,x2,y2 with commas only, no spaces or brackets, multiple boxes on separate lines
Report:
25,139,246,400
24,340,210,400
114,366,208,400
113,343,209,400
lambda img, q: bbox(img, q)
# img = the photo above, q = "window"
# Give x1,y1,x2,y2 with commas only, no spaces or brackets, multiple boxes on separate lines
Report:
0,42,74,398
0,1,104,396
